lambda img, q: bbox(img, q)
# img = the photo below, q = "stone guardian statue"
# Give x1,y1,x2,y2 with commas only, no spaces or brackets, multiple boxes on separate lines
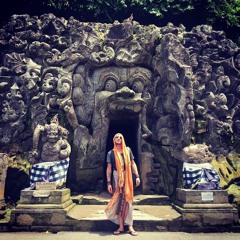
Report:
28,114,71,189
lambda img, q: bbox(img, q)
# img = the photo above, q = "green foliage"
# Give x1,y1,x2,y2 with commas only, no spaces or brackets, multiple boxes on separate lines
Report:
41,0,240,27
41,0,198,21
206,0,240,27
131,0,195,16
1,0,240,43
192,0,240,44
42,0,129,22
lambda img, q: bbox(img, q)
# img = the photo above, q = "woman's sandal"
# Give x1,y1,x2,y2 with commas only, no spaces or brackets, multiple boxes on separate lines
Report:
129,230,138,236
113,229,124,235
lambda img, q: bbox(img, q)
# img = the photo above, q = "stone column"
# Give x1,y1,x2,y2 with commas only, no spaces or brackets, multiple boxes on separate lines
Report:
0,153,8,218
140,152,154,194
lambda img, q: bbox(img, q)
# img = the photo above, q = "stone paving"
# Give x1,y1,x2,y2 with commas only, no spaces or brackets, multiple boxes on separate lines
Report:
67,203,180,221
66,193,182,232
69,192,177,221
1,192,240,233
2,232,240,240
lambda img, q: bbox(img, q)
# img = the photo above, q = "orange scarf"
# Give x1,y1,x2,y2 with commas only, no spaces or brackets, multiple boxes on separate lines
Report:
113,133,133,203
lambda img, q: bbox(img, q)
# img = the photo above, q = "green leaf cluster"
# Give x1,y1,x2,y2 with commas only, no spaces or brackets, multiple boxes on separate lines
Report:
41,0,196,19
41,0,240,27
3,0,240,44
206,0,240,27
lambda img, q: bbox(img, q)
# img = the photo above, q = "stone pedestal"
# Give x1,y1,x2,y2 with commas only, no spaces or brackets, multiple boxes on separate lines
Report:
10,188,75,231
174,188,239,230
0,153,8,219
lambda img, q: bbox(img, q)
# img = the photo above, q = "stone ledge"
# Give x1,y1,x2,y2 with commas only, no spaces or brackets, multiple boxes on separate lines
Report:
174,200,234,209
174,204,239,227
74,193,170,205
10,209,68,226
16,199,74,209
176,188,229,204
20,188,70,196
19,189,71,205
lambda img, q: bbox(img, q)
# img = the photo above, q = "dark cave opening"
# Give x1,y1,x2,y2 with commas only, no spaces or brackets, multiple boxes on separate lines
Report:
103,117,139,189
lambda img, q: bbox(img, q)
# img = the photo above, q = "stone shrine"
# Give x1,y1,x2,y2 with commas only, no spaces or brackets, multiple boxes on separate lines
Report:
10,115,74,229
0,14,239,222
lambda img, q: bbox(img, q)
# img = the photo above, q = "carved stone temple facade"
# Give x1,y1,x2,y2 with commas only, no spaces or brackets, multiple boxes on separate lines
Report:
0,14,240,204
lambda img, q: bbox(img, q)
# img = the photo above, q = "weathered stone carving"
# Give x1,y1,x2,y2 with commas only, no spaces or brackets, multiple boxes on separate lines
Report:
0,153,8,218
28,114,71,188
183,25,240,156
0,14,240,199
31,114,71,164
181,144,214,164
153,33,194,156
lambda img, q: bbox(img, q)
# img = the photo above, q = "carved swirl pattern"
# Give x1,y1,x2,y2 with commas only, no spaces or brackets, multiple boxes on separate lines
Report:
0,14,240,194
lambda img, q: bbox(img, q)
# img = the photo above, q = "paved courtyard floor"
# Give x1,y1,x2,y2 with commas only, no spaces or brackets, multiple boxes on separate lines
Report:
1,231,240,240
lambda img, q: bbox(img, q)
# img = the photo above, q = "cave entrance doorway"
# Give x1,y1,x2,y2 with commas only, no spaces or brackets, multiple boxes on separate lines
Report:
104,117,141,192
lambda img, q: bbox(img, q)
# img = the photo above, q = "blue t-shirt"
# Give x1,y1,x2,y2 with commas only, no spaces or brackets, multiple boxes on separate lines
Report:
106,148,134,171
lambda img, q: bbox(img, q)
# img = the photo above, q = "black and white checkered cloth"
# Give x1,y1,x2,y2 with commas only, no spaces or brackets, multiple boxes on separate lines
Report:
30,158,70,185
182,162,220,189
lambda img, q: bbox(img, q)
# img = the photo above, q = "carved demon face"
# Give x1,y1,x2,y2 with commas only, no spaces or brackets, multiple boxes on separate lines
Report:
72,66,152,131
19,58,41,93
45,123,59,143
94,67,152,115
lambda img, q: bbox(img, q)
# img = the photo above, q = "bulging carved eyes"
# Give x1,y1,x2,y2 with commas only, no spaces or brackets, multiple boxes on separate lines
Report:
132,80,144,93
104,79,117,92
236,85,240,95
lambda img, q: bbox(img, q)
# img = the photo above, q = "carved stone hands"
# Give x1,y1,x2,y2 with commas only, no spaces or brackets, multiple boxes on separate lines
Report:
28,150,38,164
59,141,71,159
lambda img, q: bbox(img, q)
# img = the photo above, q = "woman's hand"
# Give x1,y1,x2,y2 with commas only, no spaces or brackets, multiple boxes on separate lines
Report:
136,177,141,187
107,184,113,194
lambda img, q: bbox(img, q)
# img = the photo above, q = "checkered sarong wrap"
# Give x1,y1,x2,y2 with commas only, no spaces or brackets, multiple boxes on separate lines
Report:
30,158,70,185
182,162,220,189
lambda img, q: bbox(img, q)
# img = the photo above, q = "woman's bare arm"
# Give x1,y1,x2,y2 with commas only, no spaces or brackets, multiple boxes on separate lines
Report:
106,163,113,193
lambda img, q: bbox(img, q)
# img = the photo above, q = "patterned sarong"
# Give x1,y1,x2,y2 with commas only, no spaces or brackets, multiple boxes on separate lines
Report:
30,158,70,186
182,162,220,189
105,170,133,225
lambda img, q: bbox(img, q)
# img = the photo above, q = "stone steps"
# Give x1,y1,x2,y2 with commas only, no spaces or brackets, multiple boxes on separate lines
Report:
65,191,240,233
1,190,240,233
63,193,181,231
0,191,183,232
66,204,182,232
65,193,182,231
71,192,171,205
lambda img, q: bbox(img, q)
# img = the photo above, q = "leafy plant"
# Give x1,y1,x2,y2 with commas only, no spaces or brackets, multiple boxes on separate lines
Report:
1,0,240,44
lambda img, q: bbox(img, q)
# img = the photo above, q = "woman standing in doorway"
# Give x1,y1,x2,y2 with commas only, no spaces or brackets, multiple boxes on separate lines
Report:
105,133,141,236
